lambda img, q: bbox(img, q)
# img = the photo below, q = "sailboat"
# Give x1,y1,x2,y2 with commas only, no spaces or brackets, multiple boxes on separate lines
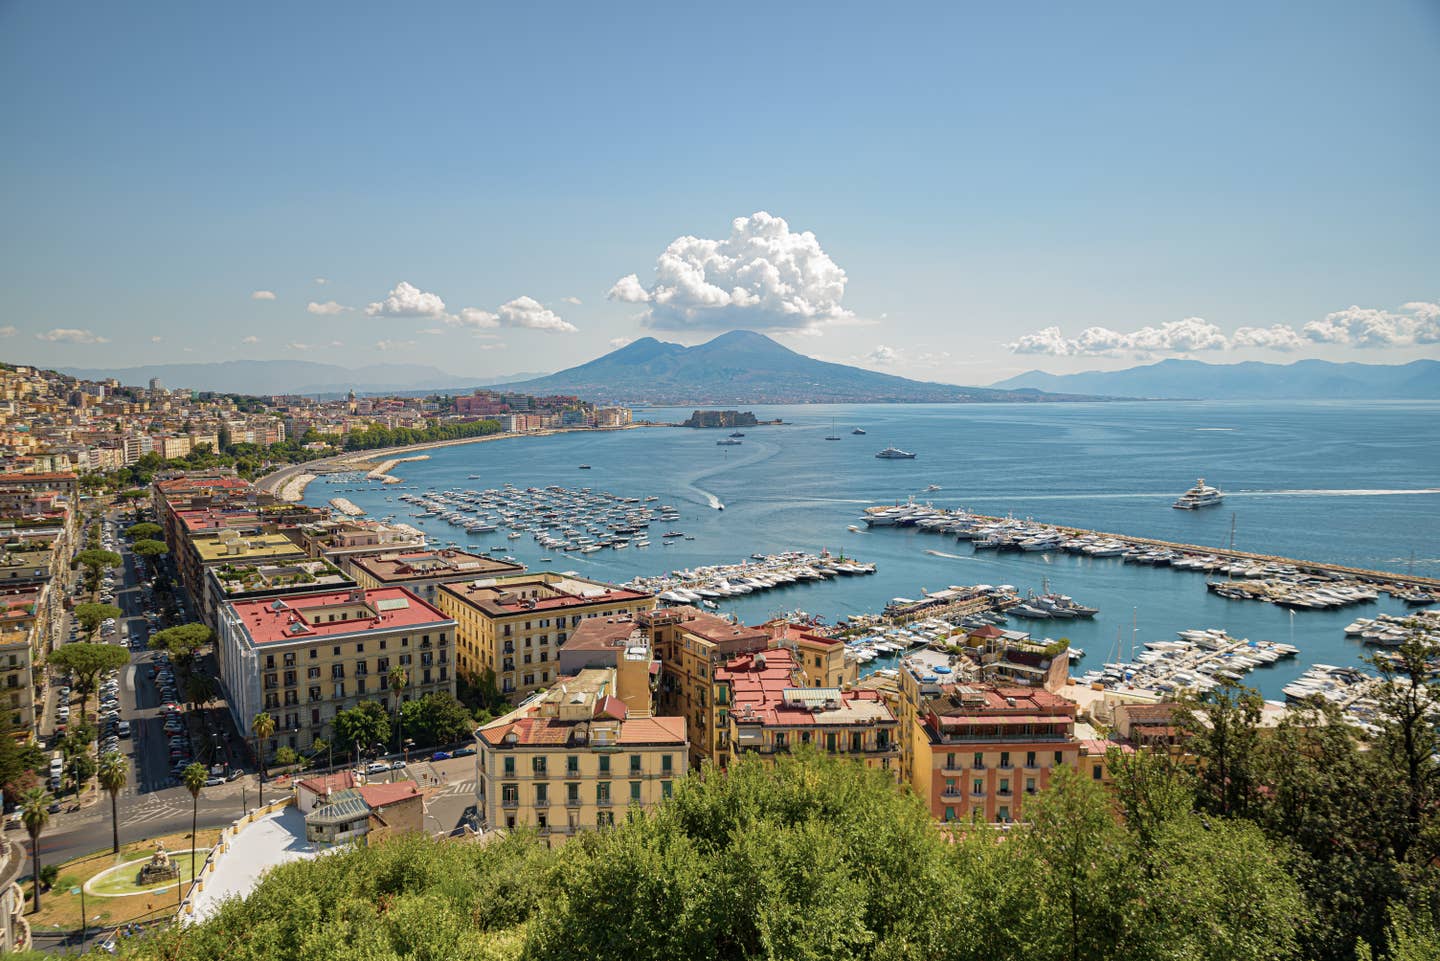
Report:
824,417,841,441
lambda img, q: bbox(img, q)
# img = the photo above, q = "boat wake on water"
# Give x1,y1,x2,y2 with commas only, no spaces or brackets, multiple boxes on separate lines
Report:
1233,488,1440,497
923,549,970,560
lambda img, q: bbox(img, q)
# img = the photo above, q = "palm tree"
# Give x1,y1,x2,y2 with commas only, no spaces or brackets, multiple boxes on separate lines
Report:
20,787,50,912
388,666,409,755
251,712,275,806
97,751,128,855
182,763,207,884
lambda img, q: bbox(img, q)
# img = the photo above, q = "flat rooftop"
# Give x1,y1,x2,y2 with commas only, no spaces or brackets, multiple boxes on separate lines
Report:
211,559,355,596
194,532,308,564
440,574,649,618
229,586,453,646
349,549,524,584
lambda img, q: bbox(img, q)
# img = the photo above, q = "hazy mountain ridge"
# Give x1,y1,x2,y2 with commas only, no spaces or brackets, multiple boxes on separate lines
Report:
58,360,488,395
992,358,1440,399
496,330,1096,404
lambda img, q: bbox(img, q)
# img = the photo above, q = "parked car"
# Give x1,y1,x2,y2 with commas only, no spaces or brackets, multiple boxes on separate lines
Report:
365,761,391,774
204,776,224,788
117,720,131,737
431,751,451,761
453,747,476,757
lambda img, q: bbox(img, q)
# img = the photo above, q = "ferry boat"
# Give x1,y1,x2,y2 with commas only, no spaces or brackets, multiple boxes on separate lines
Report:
717,439,742,446
875,447,917,459
1173,478,1224,509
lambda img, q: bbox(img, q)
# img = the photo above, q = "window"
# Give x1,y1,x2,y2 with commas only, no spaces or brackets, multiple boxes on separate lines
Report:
997,806,1010,822
1055,750,1064,765
851,732,863,752
535,783,547,805
972,778,983,795
265,655,275,670
1026,777,1036,794
661,754,672,774
1093,764,1103,780
308,686,321,702
308,667,320,679
972,752,983,768
532,756,547,776
629,781,641,802
944,806,955,822
567,756,579,775
598,755,610,774
309,648,318,659
597,811,613,828
629,754,641,774
597,781,610,803
1000,751,1011,769
1025,751,1036,768
503,756,515,776
311,708,321,725
999,778,1010,796
661,780,672,799
567,782,579,804
501,784,518,806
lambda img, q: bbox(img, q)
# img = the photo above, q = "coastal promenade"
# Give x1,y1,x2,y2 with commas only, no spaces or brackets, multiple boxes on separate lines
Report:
865,506,1440,591
254,424,642,502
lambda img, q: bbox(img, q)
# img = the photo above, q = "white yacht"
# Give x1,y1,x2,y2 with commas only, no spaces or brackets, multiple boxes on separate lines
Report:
1173,478,1223,510
875,447,917,460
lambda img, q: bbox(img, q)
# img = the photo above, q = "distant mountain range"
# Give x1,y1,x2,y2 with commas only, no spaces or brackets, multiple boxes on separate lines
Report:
55,360,535,396
493,331,1093,404
992,358,1440,400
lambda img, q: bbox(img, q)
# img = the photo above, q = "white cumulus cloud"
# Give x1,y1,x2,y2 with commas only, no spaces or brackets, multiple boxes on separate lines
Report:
452,307,499,329
314,277,328,285
376,339,416,351
366,281,447,318
1007,301,1440,356
1231,325,1304,351
251,290,276,301
608,211,854,332
241,336,260,345
0,326,17,338
561,296,582,305
36,328,108,344
608,336,634,349
868,345,899,364
497,296,577,333
1302,303,1440,347
307,300,352,315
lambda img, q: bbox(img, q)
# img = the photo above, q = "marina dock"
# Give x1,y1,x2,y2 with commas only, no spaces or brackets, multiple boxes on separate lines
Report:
862,505,1440,593
328,497,366,517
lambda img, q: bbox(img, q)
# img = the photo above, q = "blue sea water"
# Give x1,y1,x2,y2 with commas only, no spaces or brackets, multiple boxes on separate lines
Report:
304,401,1440,698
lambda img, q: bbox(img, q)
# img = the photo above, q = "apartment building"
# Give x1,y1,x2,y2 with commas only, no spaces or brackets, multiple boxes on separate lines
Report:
204,558,357,633
903,663,1081,824
474,667,687,843
288,519,427,574
0,594,36,734
720,647,899,777
189,531,311,625
649,607,770,768
348,549,524,605
215,587,456,759
436,573,654,699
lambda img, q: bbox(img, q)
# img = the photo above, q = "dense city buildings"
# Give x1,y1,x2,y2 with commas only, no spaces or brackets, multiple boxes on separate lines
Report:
474,666,687,842
436,573,654,699
215,587,456,759
348,548,525,605
718,647,899,777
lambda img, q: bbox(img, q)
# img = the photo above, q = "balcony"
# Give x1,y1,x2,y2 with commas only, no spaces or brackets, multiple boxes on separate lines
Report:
596,796,612,807
566,796,581,808
940,789,965,801
533,798,550,808
501,797,518,809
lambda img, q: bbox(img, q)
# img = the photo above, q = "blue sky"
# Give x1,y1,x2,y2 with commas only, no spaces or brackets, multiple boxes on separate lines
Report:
2,1,1437,383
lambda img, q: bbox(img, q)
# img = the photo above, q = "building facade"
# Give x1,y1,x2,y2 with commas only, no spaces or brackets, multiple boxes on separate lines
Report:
474,667,687,844
215,587,456,759
436,573,654,699
348,549,525,605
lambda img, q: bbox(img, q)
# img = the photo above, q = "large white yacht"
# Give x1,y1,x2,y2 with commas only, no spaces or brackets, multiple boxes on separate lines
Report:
875,447,917,459
1173,478,1224,510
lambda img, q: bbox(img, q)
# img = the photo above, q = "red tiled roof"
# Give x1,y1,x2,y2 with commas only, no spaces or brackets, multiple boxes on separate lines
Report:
298,770,356,795
231,587,452,645
357,781,421,807
615,716,687,745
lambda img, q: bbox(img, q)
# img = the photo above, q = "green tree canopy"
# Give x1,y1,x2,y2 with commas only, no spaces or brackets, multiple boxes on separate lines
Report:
126,521,163,540
399,691,475,748
133,537,169,558
73,601,122,637
332,700,391,758
149,622,214,666
47,643,128,713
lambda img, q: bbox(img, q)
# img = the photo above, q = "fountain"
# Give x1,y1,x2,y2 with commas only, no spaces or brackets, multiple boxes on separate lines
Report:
137,842,180,885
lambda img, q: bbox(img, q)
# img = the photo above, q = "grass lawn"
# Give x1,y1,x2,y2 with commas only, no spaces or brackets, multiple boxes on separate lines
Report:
24,827,223,932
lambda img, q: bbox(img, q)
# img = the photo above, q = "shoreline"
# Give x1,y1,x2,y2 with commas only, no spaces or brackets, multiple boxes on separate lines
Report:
257,424,648,503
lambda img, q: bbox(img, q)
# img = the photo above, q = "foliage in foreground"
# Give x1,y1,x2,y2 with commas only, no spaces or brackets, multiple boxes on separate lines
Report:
119,753,1310,961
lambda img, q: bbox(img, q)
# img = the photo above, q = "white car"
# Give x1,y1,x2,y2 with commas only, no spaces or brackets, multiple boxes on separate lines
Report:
365,761,391,774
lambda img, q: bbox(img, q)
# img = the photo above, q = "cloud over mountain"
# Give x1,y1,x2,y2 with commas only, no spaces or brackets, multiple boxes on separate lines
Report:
1007,301,1440,356
608,211,853,333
